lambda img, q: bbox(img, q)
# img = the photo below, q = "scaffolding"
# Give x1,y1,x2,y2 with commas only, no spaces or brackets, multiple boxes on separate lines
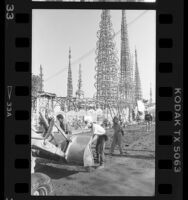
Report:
134,48,142,102
39,65,44,92
95,10,119,109
67,48,73,98
75,64,84,99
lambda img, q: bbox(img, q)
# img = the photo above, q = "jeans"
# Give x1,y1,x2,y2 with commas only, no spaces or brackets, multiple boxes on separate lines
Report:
95,135,106,165
110,133,123,154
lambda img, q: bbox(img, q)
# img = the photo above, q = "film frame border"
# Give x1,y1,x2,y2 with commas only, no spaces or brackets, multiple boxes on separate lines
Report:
4,0,183,199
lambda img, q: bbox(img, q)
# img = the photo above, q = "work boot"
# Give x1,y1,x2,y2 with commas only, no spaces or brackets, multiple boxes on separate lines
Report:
98,159,105,169
94,154,99,164
97,164,105,169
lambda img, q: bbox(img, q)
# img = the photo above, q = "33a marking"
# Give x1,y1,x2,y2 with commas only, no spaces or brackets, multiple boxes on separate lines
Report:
7,102,12,118
6,4,14,20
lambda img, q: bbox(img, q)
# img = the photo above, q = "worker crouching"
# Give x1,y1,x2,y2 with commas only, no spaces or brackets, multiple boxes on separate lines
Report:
84,116,108,169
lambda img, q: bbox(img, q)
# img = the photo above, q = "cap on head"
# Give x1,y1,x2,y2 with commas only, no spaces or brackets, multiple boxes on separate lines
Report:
57,114,64,120
84,116,93,124
113,116,119,123
47,109,54,118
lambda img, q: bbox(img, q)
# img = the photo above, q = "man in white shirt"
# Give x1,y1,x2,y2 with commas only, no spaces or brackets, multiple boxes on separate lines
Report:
84,116,108,168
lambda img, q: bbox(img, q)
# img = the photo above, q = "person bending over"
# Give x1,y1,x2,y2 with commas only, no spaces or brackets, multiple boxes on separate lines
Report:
84,116,108,169
56,114,72,152
42,109,59,146
56,114,72,135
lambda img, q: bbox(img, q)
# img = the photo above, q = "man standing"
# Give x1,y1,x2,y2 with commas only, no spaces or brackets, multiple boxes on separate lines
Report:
145,111,153,132
110,116,124,156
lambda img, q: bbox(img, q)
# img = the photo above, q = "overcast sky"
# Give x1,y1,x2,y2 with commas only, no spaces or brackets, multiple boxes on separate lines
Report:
32,9,156,101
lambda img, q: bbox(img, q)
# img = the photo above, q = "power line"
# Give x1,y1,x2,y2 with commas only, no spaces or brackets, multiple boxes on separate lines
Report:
114,10,148,37
45,48,94,82
44,10,149,82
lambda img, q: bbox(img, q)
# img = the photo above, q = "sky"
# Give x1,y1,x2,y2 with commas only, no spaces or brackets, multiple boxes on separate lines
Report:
32,9,156,101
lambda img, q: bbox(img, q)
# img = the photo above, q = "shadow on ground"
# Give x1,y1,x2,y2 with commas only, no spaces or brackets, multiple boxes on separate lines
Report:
35,164,79,179
105,152,155,160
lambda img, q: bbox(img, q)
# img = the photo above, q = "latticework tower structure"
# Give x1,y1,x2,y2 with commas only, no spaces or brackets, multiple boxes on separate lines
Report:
67,48,73,98
95,10,119,108
76,64,84,99
149,82,152,104
134,48,142,102
119,10,134,105
130,52,136,104
39,65,44,92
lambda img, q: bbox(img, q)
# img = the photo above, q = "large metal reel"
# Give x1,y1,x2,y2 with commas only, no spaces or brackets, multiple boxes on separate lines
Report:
65,132,95,167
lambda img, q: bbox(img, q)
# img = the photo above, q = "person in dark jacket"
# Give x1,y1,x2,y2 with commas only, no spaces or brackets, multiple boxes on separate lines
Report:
110,116,124,156
43,109,59,146
56,114,72,152
145,111,153,132
56,114,72,135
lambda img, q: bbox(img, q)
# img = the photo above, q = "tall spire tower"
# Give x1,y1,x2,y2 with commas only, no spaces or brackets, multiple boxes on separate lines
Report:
149,82,152,104
39,65,44,92
134,48,142,102
76,64,84,99
67,48,73,98
120,10,133,102
95,10,119,108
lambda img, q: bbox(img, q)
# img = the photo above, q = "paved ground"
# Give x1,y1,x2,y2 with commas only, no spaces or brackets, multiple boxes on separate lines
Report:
36,123,155,196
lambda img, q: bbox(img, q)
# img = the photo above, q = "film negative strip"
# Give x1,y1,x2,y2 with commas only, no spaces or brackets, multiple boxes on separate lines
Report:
4,0,183,199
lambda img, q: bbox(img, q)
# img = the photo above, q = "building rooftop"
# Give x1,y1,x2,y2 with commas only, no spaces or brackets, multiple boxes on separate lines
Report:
37,91,56,98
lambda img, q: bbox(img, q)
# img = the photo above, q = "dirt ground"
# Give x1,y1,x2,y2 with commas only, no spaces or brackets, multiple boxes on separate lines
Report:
36,123,155,196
